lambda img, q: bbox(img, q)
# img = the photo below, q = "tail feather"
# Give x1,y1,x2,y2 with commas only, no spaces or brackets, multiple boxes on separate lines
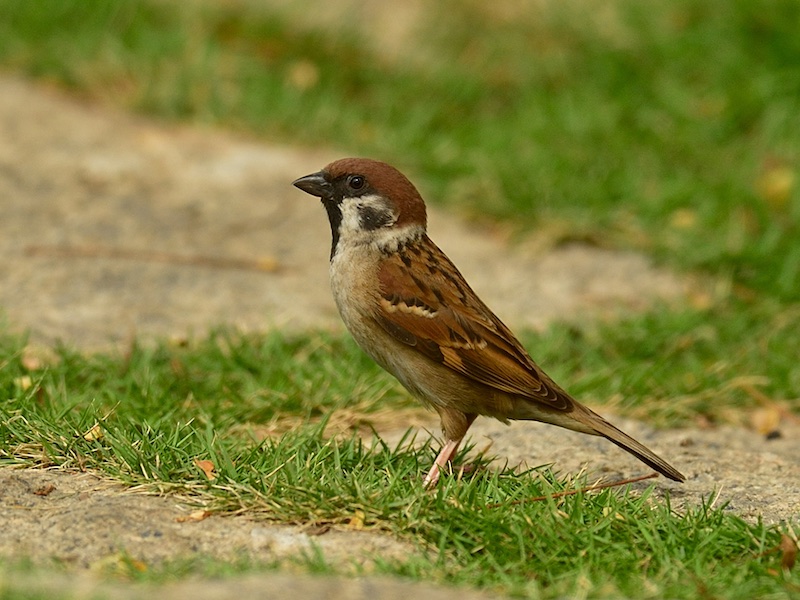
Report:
579,409,685,482
509,398,685,482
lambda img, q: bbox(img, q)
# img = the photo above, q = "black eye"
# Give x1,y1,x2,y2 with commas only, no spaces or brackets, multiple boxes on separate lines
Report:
347,175,365,191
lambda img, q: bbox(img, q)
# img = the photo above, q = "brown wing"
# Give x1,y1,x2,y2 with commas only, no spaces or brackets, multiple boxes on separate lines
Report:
374,236,572,411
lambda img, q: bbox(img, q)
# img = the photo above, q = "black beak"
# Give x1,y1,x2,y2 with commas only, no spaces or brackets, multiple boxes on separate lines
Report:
292,171,332,198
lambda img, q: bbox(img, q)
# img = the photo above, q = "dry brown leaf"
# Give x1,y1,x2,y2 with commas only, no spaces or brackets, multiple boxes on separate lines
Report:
33,484,56,497
694,414,714,430
176,510,212,523
780,534,798,572
21,352,42,371
194,459,216,480
21,346,59,370
129,559,148,573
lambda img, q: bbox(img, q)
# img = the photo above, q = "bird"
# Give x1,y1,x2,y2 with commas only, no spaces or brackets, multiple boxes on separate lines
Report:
292,158,685,486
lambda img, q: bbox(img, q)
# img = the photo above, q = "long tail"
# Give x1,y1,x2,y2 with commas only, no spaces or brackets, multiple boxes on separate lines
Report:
577,407,685,482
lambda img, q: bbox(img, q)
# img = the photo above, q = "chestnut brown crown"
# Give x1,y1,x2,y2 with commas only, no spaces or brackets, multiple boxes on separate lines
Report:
327,158,427,228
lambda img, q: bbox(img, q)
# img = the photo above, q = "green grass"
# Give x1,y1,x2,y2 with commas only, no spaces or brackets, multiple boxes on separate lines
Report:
1,323,798,598
0,0,799,597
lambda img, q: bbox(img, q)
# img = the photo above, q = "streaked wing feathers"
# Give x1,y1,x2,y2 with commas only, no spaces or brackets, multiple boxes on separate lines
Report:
375,237,572,411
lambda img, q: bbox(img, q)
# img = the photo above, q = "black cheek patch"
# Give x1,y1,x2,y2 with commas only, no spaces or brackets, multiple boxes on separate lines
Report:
359,205,395,230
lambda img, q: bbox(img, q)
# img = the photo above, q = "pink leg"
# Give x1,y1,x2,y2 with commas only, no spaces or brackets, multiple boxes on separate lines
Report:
423,412,477,488
422,437,464,488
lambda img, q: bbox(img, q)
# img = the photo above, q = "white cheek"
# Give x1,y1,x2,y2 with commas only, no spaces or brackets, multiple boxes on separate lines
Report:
334,194,423,254
337,194,390,237
339,200,364,235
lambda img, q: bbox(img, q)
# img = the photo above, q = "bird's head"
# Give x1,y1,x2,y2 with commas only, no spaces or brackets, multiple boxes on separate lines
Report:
293,158,427,259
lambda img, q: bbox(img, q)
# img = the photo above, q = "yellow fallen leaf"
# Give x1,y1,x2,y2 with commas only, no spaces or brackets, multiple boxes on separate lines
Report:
756,165,795,212
670,208,697,229
13,376,32,391
286,59,319,91
347,509,365,530
83,423,103,442
751,407,781,436
91,552,148,575
256,256,280,272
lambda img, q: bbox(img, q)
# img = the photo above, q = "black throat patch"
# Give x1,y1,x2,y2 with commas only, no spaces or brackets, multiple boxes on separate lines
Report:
321,198,342,260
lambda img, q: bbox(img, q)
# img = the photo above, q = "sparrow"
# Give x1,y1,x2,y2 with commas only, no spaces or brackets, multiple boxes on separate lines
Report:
293,158,685,486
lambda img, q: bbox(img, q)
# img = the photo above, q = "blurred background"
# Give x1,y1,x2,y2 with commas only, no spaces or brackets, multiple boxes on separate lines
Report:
1,4,799,592
1,0,797,300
